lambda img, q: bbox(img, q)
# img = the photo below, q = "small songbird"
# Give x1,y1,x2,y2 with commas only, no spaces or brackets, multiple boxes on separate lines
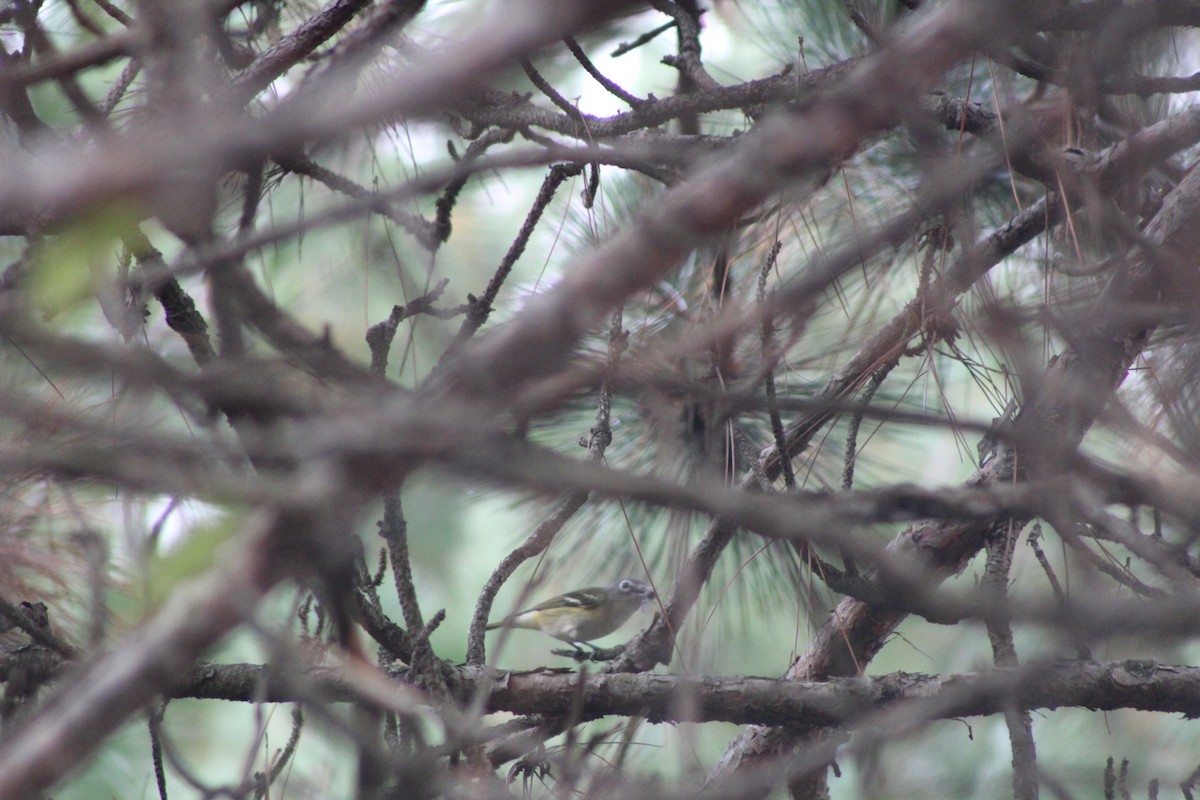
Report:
486,578,656,651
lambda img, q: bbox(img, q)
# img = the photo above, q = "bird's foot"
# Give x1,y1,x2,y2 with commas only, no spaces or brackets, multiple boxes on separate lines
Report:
585,644,625,662
551,645,591,662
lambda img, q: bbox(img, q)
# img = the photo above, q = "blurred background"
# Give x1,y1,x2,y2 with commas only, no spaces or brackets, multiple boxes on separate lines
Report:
1,0,1199,797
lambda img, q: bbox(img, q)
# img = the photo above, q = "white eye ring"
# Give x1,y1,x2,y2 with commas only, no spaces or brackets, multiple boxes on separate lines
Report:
618,579,634,592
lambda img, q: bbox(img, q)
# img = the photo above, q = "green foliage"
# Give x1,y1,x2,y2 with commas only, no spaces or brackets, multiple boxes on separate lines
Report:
142,513,241,611
31,206,139,319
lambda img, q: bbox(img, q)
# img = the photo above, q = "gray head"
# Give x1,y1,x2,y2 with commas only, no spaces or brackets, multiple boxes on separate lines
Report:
612,578,655,603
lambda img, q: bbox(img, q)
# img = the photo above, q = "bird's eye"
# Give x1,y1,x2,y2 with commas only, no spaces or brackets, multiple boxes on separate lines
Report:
618,579,633,592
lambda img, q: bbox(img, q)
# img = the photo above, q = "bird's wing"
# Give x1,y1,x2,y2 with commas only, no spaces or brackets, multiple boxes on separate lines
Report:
523,587,604,613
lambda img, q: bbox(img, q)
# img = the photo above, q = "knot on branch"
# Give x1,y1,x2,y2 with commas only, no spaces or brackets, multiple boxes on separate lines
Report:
465,293,492,328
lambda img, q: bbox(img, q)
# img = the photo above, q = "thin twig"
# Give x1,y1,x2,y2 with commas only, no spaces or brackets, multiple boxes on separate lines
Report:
611,19,678,57
521,57,585,122
757,241,795,491
564,37,644,107
445,163,583,354
982,521,1039,800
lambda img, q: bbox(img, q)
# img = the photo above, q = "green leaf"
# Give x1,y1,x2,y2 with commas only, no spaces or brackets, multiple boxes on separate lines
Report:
31,206,139,318
143,512,241,610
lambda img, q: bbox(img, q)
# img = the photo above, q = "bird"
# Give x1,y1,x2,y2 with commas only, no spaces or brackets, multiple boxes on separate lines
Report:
486,578,656,652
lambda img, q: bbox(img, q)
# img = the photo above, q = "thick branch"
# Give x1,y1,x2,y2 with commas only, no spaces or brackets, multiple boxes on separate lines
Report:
12,656,1197,730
